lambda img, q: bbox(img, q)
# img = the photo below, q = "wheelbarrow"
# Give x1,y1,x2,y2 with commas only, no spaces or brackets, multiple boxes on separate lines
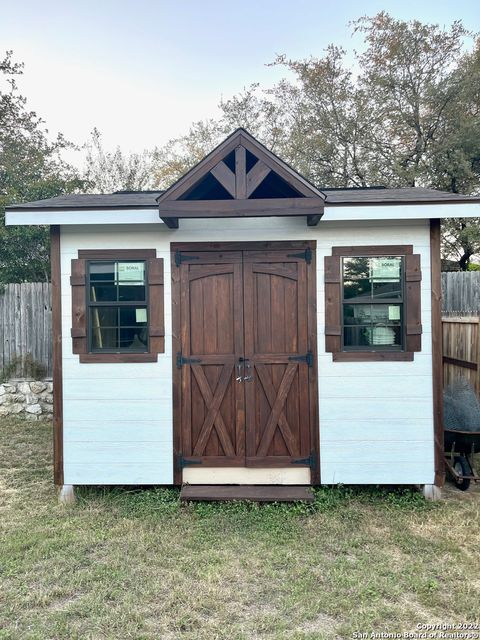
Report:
444,429,480,491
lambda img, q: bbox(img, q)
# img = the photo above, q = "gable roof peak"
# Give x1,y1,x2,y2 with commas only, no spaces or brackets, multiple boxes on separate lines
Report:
157,127,324,205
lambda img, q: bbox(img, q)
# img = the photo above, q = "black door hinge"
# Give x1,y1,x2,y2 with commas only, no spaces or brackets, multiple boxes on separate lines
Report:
177,455,203,469
287,247,312,264
176,352,202,368
175,250,200,267
288,351,313,367
291,452,317,470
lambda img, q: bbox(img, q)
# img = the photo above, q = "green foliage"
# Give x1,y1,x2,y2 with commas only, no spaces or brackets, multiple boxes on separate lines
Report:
0,51,84,283
76,483,432,523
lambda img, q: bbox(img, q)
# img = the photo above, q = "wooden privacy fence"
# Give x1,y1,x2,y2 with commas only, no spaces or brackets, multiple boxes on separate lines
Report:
443,316,480,395
442,272,480,314
0,283,52,378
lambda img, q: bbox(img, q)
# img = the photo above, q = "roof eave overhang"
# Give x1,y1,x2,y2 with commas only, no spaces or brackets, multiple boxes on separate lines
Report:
324,198,480,206
158,197,324,229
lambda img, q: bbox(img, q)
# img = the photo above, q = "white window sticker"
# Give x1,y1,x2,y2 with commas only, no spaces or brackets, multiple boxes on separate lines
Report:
370,258,400,282
117,262,145,282
388,305,400,320
135,308,147,323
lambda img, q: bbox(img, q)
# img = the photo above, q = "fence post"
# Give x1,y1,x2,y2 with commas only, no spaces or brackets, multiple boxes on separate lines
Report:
477,318,480,396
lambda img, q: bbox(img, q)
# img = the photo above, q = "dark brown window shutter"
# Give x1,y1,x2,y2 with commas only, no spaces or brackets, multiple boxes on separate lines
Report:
405,253,422,352
324,255,342,353
148,257,165,354
70,258,87,354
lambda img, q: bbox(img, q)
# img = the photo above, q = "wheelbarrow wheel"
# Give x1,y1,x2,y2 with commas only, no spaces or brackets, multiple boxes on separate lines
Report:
453,456,471,491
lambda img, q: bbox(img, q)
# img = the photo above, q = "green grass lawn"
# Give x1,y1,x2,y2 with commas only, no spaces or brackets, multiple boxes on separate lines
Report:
1,417,479,640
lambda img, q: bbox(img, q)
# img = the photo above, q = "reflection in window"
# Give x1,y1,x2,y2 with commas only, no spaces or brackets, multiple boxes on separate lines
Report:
88,261,148,352
342,257,403,350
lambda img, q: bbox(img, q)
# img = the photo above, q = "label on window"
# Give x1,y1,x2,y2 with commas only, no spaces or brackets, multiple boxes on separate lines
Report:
371,258,400,282
135,308,147,323
388,305,400,320
117,262,145,282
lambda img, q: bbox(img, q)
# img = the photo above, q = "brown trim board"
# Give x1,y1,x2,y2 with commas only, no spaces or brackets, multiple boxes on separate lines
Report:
171,248,182,485
430,219,445,488
78,249,156,259
51,225,63,486
171,240,312,252
333,352,414,362
307,242,320,484
332,245,413,256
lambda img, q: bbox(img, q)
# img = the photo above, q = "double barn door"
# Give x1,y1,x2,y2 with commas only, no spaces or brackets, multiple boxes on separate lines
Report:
174,244,318,482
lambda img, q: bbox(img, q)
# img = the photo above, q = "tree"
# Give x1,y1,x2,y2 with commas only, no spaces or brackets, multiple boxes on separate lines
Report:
0,51,83,283
83,128,157,193
152,14,480,268
151,120,227,189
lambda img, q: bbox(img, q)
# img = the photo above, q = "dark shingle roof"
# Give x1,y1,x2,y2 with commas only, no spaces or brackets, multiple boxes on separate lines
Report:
7,192,164,210
323,187,480,205
6,187,480,211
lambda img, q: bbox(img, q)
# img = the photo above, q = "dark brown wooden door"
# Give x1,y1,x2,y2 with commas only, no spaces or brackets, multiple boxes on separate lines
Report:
243,250,311,467
177,245,316,476
179,251,245,467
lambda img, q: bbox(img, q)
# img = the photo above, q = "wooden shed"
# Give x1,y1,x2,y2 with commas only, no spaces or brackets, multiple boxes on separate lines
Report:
6,129,480,501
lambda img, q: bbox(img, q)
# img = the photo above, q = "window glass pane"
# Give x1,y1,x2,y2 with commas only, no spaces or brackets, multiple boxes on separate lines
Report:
344,326,372,348
342,256,403,351
371,325,402,347
343,256,402,301
344,325,402,348
119,327,148,350
91,327,118,350
119,306,148,326
371,280,402,299
90,306,117,327
370,257,401,282
118,285,146,302
344,279,371,300
88,260,149,353
344,304,371,325
117,262,146,284
344,304,402,325
89,262,115,282
90,284,117,302
343,257,370,280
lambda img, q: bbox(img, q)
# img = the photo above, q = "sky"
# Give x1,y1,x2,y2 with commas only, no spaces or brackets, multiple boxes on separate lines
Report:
1,0,478,167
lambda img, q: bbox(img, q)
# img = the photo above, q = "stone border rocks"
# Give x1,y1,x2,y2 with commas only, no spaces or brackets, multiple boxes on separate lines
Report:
0,379,53,420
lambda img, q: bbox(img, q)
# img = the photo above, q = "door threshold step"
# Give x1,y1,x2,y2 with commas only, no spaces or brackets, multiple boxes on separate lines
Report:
180,485,315,503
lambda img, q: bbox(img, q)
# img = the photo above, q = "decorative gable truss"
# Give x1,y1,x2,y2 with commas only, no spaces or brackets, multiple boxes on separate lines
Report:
157,129,325,228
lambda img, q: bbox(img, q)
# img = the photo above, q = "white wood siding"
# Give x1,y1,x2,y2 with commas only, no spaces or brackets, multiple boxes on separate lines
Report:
7,201,479,226
60,217,434,485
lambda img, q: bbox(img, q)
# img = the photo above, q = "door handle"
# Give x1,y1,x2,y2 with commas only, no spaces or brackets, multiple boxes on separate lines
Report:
236,361,243,383
243,360,253,382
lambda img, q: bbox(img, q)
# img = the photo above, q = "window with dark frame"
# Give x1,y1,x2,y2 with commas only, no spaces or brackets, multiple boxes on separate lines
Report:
87,260,149,353
342,255,404,351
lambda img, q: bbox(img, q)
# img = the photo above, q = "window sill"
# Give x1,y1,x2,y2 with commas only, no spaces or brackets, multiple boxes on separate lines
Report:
332,351,414,362
79,353,158,363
